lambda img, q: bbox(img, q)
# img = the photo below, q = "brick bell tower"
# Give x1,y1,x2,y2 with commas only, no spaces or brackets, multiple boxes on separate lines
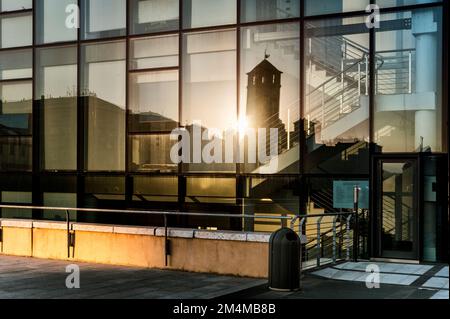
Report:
246,55,287,155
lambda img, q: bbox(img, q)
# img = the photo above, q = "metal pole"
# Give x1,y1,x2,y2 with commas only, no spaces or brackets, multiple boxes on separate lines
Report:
299,216,306,289
316,216,323,267
408,50,412,94
358,62,361,96
66,210,70,259
346,215,352,260
287,108,290,150
365,54,369,95
0,224,3,254
353,186,360,262
332,216,338,264
164,215,169,267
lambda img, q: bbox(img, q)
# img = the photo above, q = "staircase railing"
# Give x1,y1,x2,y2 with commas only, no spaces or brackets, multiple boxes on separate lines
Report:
290,211,366,268
376,49,416,95
305,36,416,144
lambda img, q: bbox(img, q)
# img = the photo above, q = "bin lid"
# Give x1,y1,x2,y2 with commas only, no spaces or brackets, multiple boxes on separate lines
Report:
269,227,300,244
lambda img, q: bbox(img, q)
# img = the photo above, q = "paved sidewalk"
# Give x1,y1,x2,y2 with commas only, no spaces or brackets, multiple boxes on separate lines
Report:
1,256,447,299
312,262,448,299
220,262,449,299
0,255,265,299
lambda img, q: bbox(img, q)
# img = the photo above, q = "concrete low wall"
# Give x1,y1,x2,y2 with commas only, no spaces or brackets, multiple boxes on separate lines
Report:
0,219,270,278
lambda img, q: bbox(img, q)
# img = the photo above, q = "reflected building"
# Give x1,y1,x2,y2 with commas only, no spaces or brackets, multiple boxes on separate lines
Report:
0,0,448,263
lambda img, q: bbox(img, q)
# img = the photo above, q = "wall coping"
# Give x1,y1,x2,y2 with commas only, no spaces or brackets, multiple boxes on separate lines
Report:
0,219,273,243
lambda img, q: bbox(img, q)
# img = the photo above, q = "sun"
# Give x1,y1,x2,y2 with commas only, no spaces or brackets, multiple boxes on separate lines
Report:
237,116,249,136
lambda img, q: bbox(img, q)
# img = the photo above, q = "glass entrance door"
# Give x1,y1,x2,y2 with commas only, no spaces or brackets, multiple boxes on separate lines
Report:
379,160,418,259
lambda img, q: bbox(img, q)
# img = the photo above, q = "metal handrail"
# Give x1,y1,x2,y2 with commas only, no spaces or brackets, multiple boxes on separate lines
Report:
0,204,293,221
0,204,296,266
290,211,359,268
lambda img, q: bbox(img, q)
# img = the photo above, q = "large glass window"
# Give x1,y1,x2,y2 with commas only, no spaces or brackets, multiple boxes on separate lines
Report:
0,50,32,135
35,0,78,44
182,29,237,173
304,16,370,174
0,0,32,12
243,176,299,232
374,8,443,152
376,0,441,9
0,191,32,218
133,176,178,203
129,34,179,172
83,176,125,223
305,0,369,16
81,0,126,40
240,23,300,174
183,0,236,29
0,12,32,48
40,175,77,220
0,80,32,134
130,35,179,70
81,41,126,171
241,0,300,23
0,174,32,218
0,49,32,80
182,29,236,131
0,50,32,172
130,134,178,172
186,177,236,204
130,0,179,35
0,136,31,170
129,70,178,133
128,70,178,173
36,46,77,170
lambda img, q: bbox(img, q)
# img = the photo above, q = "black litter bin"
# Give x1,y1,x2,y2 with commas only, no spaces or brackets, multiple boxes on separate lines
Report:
268,228,300,291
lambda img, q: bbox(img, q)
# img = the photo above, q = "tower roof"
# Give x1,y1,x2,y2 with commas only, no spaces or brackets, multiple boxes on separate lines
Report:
247,59,283,75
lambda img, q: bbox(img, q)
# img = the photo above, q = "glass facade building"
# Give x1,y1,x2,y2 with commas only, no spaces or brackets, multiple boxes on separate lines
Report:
0,0,448,262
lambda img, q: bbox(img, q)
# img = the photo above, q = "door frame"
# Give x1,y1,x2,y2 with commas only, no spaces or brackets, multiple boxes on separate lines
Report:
371,153,421,261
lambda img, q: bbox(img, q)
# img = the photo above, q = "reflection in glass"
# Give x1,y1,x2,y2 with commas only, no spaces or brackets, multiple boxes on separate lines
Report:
130,0,179,34
36,0,78,44
0,0,32,12
376,0,441,8
183,0,236,29
43,193,77,220
0,191,32,218
182,29,236,131
0,81,32,135
81,0,126,40
381,161,417,259
129,135,177,172
36,46,77,170
375,9,442,153
0,12,32,48
129,70,178,133
240,23,300,174
133,176,178,203
0,137,31,171
241,0,300,23
130,35,179,70
0,49,32,80
83,176,125,220
305,0,369,16
304,16,369,174
81,41,126,171
186,177,236,204
85,176,125,200
182,29,237,173
243,176,299,232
